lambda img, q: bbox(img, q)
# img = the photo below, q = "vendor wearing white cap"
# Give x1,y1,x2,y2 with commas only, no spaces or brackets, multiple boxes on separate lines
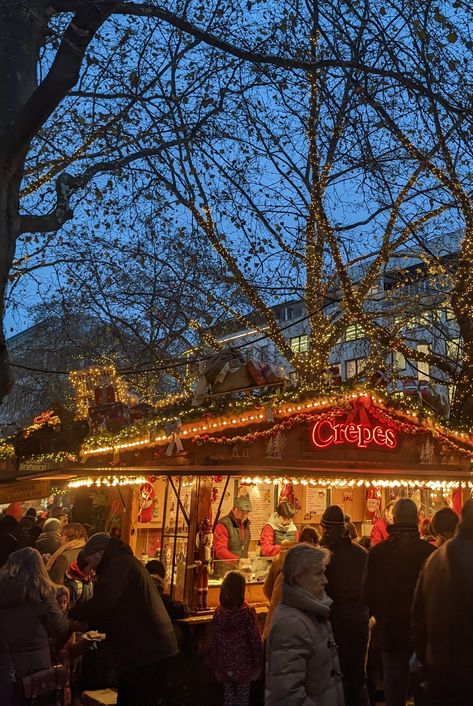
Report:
214,495,252,561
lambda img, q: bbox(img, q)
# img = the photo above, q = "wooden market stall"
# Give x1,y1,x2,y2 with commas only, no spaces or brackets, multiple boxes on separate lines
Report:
21,388,471,613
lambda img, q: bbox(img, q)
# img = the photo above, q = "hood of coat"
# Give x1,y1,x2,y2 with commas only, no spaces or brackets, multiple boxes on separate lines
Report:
267,512,297,535
281,580,332,619
98,536,133,569
214,601,254,631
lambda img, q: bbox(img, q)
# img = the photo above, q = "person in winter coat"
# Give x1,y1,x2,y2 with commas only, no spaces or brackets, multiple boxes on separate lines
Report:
429,506,458,547
263,526,319,640
35,517,62,556
260,501,299,557
212,570,263,706
69,533,179,706
0,546,70,706
365,498,435,706
412,499,473,706
46,522,88,584
370,500,395,546
266,543,344,706
0,506,28,567
320,505,369,706
145,559,190,620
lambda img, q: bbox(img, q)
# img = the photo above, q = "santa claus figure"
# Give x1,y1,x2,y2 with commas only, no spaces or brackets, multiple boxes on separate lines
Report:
138,481,156,523
195,518,213,610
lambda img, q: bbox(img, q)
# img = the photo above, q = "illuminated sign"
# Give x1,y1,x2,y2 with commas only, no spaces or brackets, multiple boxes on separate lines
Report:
311,418,397,450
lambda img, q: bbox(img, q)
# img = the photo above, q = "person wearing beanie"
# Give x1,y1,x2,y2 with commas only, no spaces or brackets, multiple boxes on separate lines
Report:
320,505,369,706
413,499,473,705
34,517,62,556
69,534,178,706
266,544,344,705
145,559,190,621
430,506,458,546
214,494,252,563
260,500,299,557
365,497,435,706
4,502,23,521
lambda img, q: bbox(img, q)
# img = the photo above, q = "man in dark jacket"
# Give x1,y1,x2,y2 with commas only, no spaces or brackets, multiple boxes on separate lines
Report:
413,499,473,706
70,533,179,706
0,505,28,567
365,498,435,706
321,505,369,706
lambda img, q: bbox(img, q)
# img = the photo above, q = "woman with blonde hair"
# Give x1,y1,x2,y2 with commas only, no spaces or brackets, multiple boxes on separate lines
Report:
266,543,344,705
0,546,70,706
46,522,88,584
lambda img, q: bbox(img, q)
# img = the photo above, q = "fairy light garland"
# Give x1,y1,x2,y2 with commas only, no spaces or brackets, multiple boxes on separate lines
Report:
240,476,472,491
68,475,146,488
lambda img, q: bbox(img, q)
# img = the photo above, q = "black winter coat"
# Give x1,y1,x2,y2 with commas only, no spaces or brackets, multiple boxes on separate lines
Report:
0,591,69,706
365,524,435,652
413,524,473,703
0,516,28,568
321,531,369,706
70,538,178,672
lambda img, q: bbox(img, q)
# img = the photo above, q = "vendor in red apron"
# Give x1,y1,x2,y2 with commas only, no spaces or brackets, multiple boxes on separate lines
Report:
260,501,299,557
214,495,252,566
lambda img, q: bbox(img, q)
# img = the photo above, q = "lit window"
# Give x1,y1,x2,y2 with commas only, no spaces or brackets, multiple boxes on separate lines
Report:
346,358,365,379
416,344,430,381
446,308,456,321
290,335,309,353
393,351,406,370
368,283,379,295
446,338,462,363
344,324,365,341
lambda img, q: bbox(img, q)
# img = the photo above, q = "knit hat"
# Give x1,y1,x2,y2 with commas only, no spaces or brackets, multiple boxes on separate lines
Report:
43,517,61,533
81,532,111,558
431,507,458,537
392,498,418,525
321,505,345,528
234,495,252,512
4,502,23,520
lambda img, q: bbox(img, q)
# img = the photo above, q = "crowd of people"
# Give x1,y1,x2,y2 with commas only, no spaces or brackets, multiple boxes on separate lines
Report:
0,496,471,706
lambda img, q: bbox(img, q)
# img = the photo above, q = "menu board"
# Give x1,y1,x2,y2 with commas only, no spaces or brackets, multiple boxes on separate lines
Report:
305,486,328,515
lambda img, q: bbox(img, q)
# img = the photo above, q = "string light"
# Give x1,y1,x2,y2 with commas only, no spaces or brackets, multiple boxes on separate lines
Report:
240,475,470,491
68,475,146,488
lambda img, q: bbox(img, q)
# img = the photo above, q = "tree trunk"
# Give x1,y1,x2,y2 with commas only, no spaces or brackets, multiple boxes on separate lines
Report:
0,4,46,399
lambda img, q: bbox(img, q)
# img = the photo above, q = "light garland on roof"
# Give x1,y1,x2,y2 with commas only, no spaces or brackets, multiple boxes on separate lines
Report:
68,475,146,488
240,476,471,490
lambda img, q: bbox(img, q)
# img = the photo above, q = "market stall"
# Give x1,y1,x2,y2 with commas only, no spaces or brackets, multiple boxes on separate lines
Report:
23,388,470,613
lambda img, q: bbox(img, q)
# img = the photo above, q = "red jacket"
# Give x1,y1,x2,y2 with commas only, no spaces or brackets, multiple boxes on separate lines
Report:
370,519,388,546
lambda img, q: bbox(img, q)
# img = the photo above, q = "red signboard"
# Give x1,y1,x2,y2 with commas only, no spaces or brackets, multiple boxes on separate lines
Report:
311,405,397,450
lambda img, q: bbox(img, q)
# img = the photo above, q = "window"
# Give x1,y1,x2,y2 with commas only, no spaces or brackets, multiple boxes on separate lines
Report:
368,283,380,295
344,323,365,341
345,358,365,379
446,338,462,363
258,345,269,362
290,335,309,353
416,344,430,381
393,351,406,370
446,308,456,321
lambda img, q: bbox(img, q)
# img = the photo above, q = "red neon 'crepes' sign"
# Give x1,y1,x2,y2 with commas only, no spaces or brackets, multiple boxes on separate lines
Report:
311,417,397,450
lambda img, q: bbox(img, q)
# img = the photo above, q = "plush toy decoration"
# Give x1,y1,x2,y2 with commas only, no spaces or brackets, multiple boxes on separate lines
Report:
138,481,156,523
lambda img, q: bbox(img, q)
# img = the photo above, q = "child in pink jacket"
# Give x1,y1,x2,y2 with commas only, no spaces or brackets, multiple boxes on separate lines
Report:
212,571,263,706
